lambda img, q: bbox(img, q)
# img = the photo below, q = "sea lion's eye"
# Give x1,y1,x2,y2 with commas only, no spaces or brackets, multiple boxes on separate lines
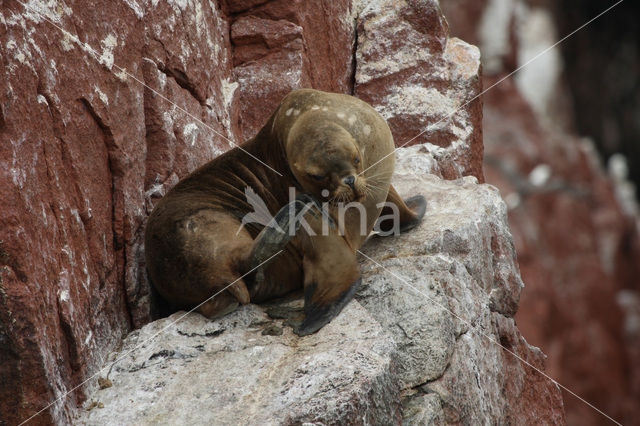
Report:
307,173,325,181
354,157,360,165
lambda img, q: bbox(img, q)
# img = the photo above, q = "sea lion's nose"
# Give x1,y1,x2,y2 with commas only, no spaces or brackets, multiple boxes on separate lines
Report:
343,175,355,190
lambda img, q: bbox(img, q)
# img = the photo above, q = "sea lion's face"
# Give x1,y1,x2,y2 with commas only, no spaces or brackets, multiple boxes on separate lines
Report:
290,123,367,204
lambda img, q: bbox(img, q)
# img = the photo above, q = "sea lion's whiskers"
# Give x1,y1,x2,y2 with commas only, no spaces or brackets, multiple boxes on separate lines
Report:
364,186,375,198
366,175,391,182
365,180,386,188
365,182,386,192
363,171,393,181
364,178,392,188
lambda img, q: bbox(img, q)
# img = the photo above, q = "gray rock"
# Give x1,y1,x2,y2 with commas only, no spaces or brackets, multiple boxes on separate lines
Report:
78,302,399,425
77,146,564,425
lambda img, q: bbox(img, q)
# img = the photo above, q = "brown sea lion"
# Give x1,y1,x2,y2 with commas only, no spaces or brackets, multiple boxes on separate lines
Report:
144,89,426,335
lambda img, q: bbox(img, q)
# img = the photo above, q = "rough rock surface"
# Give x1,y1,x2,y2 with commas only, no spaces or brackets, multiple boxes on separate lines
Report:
354,0,484,182
1,1,491,423
229,0,356,141
77,148,564,425
77,304,400,425
441,0,640,424
1,2,235,423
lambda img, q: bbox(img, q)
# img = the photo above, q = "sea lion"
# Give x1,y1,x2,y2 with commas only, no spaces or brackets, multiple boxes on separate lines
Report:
144,89,426,335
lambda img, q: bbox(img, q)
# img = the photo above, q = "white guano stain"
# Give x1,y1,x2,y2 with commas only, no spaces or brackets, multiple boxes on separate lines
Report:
194,1,204,37
59,289,70,302
122,0,145,18
7,0,69,25
60,31,78,51
221,79,238,110
94,86,108,105
70,208,82,224
5,39,35,72
81,255,90,291
9,134,27,188
167,0,189,11
41,203,48,225
183,123,199,146
217,78,239,142
61,244,72,259
528,164,552,187
99,34,117,70
85,199,93,219
15,52,28,64
114,70,128,81
381,86,458,119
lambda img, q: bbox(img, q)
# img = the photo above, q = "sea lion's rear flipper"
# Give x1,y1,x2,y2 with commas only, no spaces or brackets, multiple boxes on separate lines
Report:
294,277,362,336
378,185,427,234
246,193,334,272
400,195,427,232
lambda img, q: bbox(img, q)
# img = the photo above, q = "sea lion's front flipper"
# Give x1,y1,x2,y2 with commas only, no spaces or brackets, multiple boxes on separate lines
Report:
377,185,427,234
246,193,334,271
292,240,361,336
294,277,362,336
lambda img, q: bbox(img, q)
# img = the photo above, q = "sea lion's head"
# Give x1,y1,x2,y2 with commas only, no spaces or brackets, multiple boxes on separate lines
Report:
287,120,367,204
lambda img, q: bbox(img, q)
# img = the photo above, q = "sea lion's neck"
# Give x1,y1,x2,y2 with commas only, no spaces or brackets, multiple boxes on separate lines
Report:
248,112,295,180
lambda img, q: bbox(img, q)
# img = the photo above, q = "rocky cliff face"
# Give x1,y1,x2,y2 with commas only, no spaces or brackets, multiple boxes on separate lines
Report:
1,2,235,423
353,0,483,182
441,0,640,424
1,0,565,424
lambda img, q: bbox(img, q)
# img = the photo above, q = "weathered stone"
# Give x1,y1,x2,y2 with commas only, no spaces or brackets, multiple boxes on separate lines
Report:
231,16,304,66
354,0,484,182
361,149,563,424
0,2,234,423
77,303,400,425
231,0,355,140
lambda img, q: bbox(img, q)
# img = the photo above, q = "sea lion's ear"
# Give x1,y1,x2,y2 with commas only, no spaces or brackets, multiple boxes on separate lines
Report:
295,277,362,336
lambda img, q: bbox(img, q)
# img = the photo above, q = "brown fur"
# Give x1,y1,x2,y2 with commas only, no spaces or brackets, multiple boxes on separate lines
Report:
144,89,419,321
